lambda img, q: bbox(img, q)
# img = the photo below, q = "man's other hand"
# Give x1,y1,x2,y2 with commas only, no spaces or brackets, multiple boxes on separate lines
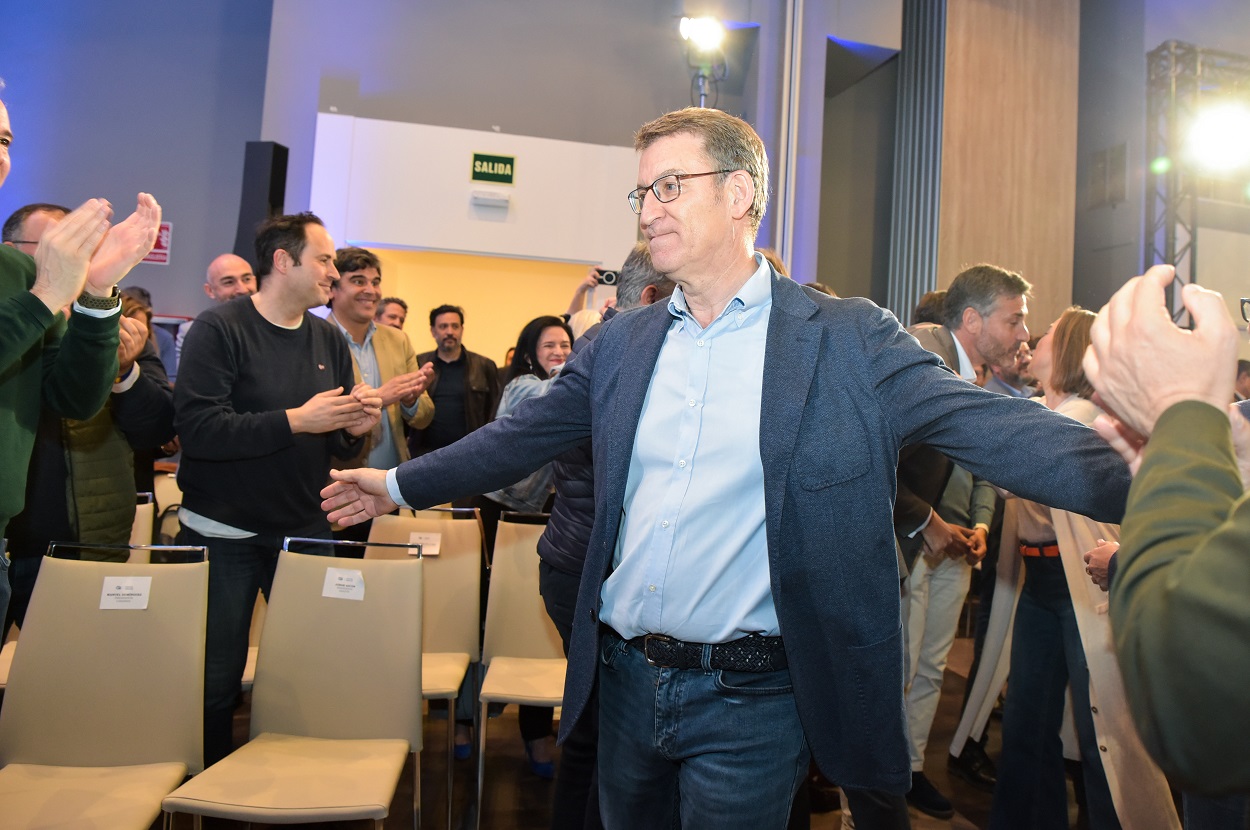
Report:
30,199,112,313
322,468,397,526
116,314,147,376
286,387,365,434
1083,539,1118,592
1084,265,1238,437
346,383,383,437
921,513,972,561
84,193,161,297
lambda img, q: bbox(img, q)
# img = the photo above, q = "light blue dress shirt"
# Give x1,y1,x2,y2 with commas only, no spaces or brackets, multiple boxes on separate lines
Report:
599,254,777,643
330,315,415,471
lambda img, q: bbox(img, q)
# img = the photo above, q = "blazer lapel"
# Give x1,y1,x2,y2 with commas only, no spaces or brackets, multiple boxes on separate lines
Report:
759,276,821,544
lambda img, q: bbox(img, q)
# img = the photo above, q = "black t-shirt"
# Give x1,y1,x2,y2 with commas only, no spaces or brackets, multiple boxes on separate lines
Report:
423,353,468,451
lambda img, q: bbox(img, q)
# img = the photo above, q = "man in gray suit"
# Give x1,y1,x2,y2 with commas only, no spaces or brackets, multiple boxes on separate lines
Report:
322,108,1130,830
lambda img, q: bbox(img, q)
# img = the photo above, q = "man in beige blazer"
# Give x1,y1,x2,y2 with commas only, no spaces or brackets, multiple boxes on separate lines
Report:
327,246,433,541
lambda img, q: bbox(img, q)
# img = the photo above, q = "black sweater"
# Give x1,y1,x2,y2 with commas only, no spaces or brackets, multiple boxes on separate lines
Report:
174,298,363,537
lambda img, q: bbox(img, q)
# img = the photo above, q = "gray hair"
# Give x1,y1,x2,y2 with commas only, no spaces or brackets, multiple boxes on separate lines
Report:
614,242,674,311
942,264,1031,330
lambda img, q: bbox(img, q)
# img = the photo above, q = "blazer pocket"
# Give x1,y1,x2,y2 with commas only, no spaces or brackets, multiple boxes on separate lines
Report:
797,449,870,491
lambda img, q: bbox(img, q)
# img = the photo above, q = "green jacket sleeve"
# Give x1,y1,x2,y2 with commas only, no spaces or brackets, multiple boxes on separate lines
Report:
1110,400,1250,794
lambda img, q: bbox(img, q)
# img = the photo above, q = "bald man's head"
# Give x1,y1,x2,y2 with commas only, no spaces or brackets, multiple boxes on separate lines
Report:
205,253,256,302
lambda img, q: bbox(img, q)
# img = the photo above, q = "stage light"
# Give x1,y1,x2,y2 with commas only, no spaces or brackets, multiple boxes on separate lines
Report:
1150,156,1172,175
1185,101,1250,174
680,17,725,53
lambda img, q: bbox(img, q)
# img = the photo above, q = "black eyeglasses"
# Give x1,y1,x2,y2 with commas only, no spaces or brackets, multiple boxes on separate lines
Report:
7,239,36,246
1242,298,1250,324
627,170,735,214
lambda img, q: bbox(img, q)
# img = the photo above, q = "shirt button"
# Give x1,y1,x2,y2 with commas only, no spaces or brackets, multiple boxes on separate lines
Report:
648,585,656,592
688,400,696,406
661,520,670,528
679,460,686,468
697,339,704,347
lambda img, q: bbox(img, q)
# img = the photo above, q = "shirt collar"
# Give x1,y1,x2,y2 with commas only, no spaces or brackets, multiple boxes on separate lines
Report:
948,331,978,382
667,252,771,328
329,312,375,348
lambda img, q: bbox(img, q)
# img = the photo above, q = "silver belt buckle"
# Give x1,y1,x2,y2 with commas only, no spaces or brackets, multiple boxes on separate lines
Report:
641,633,672,666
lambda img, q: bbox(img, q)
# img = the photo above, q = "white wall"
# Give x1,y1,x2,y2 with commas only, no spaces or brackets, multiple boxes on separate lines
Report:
309,115,639,267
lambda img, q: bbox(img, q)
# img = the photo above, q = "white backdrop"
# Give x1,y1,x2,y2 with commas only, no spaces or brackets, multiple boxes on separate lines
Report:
310,113,640,268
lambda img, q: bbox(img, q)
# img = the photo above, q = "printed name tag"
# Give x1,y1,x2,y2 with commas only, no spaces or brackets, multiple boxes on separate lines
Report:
100,576,152,610
409,531,441,557
323,567,365,601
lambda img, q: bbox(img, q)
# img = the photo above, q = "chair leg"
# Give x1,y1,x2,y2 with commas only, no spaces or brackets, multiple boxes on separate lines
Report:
414,749,422,830
476,699,489,830
192,814,202,830
446,706,455,830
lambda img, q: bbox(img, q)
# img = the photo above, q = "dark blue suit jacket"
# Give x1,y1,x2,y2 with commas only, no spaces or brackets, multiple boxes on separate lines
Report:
395,270,1130,793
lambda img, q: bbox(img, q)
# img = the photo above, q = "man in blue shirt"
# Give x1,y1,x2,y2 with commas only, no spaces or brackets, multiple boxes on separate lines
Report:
322,107,1132,830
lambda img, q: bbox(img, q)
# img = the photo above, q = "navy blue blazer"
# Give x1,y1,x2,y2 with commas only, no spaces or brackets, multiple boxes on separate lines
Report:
395,270,1130,793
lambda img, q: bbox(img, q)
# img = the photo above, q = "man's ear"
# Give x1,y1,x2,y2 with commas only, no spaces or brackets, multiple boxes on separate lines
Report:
272,248,293,276
960,305,981,334
726,170,754,221
640,284,658,306
1,241,15,249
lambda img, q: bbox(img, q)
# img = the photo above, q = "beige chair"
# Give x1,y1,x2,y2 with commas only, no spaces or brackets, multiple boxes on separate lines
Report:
0,544,208,690
0,555,209,830
130,492,155,547
476,513,565,830
163,550,425,830
368,510,483,830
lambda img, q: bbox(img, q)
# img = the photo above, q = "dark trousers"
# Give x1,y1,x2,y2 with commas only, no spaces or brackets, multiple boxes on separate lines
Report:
990,556,1119,830
540,560,603,830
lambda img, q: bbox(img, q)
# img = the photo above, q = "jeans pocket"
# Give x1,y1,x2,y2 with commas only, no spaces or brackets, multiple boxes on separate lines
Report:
713,667,794,696
599,633,629,670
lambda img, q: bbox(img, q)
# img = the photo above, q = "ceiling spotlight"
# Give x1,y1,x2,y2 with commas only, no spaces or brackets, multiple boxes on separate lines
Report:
680,16,726,53
1185,101,1250,174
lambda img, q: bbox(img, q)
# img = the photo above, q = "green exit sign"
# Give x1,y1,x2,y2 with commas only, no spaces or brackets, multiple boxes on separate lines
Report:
471,153,515,184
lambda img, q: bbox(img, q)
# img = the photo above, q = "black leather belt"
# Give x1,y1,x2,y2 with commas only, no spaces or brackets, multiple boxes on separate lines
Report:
609,628,787,672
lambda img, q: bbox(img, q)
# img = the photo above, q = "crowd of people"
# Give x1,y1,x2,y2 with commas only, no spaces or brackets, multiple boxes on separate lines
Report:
4,93,1250,830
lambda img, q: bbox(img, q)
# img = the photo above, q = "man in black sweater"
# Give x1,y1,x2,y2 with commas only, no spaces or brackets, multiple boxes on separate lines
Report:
174,213,381,764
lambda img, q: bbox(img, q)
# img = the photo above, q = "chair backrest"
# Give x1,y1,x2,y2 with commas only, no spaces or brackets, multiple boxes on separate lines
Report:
368,513,482,660
0,557,208,772
250,550,423,749
153,472,182,514
482,516,563,664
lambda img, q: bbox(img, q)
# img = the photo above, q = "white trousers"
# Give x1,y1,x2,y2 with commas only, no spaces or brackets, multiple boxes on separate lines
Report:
904,553,972,770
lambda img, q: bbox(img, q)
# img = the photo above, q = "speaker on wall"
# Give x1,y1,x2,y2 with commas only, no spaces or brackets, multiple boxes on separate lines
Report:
233,141,289,263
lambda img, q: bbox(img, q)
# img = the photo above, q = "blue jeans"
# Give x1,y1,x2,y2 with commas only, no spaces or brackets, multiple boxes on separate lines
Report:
990,555,1120,830
597,630,809,830
2,552,41,640
180,526,331,766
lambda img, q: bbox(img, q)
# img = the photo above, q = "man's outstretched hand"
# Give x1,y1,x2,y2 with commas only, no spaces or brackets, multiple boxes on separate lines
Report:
322,467,397,526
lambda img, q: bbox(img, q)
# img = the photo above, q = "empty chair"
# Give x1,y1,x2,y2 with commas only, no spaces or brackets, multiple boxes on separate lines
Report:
162,550,425,829
0,555,209,829
476,512,565,830
0,543,208,691
368,510,484,830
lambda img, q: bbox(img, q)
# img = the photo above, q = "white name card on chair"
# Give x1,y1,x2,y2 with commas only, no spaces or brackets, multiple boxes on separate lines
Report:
322,567,365,601
100,576,152,609
408,531,440,556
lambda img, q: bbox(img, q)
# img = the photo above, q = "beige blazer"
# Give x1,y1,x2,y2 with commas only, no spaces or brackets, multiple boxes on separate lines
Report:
332,317,434,468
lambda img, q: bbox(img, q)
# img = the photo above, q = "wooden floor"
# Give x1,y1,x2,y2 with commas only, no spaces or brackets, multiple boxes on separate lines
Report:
166,638,1008,830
